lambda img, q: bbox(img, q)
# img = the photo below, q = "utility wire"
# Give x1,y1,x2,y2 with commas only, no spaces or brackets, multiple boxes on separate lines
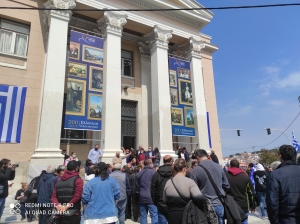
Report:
223,111,300,151
0,3,300,11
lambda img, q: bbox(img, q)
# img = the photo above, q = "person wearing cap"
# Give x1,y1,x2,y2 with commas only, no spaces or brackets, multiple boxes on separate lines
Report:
110,163,131,224
82,162,120,223
51,160,83,224
254,163,267,220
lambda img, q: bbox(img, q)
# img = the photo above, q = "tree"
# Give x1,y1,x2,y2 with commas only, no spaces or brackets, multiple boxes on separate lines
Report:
259,149,279,166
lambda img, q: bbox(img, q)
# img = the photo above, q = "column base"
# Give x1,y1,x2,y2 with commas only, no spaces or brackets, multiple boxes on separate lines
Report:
28,148,64,182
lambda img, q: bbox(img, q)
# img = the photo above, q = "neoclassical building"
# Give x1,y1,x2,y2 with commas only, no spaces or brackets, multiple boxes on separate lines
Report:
0,0,222,182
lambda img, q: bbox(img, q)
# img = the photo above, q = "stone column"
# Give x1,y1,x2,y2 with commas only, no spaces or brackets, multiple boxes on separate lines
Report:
138,42,152,148
145,25,173,155
97,12,127,163
28,0,75,181
179,37,209,150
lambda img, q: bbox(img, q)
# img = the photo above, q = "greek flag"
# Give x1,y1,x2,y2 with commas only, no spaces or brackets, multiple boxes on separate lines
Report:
249,166,256,193
0,84,27,143
292,131,300,153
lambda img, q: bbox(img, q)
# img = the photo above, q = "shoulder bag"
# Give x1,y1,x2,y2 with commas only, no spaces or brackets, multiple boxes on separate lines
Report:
199,164,247,224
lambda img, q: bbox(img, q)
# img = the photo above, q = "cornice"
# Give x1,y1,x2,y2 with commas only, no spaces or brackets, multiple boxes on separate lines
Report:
180,0,214,18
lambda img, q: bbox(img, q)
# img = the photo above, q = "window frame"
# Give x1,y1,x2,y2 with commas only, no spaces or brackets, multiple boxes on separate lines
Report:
0,19,30,58
121,50,133,77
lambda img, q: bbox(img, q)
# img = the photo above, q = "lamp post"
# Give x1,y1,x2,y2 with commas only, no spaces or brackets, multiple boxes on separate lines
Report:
264,128,291,145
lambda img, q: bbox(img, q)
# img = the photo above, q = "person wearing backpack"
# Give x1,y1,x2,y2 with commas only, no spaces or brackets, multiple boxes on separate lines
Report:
254,163,267,220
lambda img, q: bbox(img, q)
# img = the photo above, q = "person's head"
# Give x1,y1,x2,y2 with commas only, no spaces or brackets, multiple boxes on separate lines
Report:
194,149,208,163
154,147,159,153
279,145,296,162
116,151,121,157
62,150,66,155
248,163,254,170
144,159,153,167
132,158,136,164
0,159,10,169
269,161,281,171
191,160,198,168
172,158,188,176
21,182,28,190
182,147,186,152
85,159,92,167
177,146,182,151
163,155,173,165
94,144,99,150
46,165,56,174
211,150,215,154
256,163,265,171
134,166,140,174
148,146,152,151
95,162,108,180
138,145,142,149
67,160,80,172
230,159,240,168
56,165,67,176
114,163,122,171
70,152,76,158
141,148,145,153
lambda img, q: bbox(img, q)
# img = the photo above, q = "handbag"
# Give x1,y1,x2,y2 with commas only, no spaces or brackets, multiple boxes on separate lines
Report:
171,178,218,224
199,165,247,224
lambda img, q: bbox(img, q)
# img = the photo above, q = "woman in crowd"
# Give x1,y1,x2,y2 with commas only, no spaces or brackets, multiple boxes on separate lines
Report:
82,162,120,224
84,159,93,173
163,158,205,224
153,147,161,167
64,152,79,165
85,164,95,181
15,182,29,221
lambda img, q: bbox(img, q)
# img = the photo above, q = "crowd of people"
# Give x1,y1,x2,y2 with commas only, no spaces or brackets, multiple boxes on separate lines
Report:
0,144,300,224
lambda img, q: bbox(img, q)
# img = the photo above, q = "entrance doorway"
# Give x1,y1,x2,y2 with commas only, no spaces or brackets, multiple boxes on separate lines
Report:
121,100,137,149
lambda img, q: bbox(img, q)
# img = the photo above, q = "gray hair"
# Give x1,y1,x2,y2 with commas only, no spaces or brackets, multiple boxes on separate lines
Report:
46,165,56,173
114,163,122,170
270,161,281,170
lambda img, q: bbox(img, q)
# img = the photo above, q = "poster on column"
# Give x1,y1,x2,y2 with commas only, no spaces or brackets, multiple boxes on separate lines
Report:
169,57,195,136
64,30,104,131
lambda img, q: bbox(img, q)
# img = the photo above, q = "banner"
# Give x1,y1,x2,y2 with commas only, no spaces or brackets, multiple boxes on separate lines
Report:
64,31,103,131
169,57,195,136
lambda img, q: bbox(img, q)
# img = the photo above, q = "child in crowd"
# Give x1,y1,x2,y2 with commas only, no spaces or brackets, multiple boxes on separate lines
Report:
15,182,29,221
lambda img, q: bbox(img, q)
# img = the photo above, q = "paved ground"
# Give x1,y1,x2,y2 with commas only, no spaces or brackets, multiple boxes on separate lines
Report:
0,195,270,224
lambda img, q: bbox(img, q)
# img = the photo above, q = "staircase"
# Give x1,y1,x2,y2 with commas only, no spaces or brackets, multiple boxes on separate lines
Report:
0,196,19,223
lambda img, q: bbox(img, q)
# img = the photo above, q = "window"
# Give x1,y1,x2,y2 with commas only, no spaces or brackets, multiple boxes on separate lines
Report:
0,19,29,57
121,50,133,77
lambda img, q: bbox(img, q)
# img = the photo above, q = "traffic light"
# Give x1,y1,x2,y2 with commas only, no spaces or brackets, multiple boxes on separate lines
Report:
267,128,271,135
237,130,240,136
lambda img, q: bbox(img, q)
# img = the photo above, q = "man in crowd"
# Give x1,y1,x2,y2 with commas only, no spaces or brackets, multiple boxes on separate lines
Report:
191,149,230,224
130,167,141,222
210,150,219,164
147,146,154,163
246,163,255,176
52,161,83,224
88,144,103,164
266,145,300,224
112,151,131,165
136,159,158,224
0,159,16,221
254,163,268,219
225,159,256,224
37,165,57,224
177,147,190,161
110,163,131,224
151,155,173,224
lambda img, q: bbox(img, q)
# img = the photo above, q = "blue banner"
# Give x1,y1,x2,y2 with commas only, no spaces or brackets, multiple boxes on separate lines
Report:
169,57,195,136
64,31,103,131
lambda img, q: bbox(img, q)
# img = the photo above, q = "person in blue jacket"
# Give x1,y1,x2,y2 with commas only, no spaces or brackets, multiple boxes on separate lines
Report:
82,162,120,223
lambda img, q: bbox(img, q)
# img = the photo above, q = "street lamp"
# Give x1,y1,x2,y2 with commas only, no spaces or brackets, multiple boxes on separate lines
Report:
264,128,291,145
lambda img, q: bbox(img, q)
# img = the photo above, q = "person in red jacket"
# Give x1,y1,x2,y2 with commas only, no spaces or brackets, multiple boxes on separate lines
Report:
51,161,83,224
137,148,149,163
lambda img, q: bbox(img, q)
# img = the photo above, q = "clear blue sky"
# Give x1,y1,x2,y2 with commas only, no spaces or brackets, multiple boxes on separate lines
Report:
197,0,300,156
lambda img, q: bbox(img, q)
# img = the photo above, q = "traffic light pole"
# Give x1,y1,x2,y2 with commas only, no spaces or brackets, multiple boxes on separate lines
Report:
264,128,291,145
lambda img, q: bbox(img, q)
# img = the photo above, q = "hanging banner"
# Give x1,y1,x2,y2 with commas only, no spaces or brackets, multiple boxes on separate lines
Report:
169,57,195,136
64,31,103,131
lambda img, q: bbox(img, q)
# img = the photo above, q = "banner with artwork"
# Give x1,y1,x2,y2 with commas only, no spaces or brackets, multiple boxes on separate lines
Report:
169,57,195,136
64,31,103,131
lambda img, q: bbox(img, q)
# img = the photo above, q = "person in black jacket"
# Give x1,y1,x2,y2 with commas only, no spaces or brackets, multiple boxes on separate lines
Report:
254,163,267,219
210,150,219,164
225,159,256,224
266,145,300,224
151,155,173,224
0,158,16,221
129,167,140,222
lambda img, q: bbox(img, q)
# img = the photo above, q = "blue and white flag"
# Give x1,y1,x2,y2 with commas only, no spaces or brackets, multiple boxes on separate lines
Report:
249,165,256,193
292,131,300,154
0,84,27,143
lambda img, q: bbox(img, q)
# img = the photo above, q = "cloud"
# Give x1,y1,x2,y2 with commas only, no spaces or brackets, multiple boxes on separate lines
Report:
263,66,280,74
225,105,252,117
269,100,284,106
277,72,300,88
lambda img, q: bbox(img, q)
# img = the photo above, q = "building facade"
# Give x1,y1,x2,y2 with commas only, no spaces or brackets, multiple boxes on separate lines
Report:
0,0,222,182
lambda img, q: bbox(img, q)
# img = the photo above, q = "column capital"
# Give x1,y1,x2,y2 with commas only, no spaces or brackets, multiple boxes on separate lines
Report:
145,25,173,51
138,42,151,62
43,0,75,25
178,37,206,59
97,11,127,36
